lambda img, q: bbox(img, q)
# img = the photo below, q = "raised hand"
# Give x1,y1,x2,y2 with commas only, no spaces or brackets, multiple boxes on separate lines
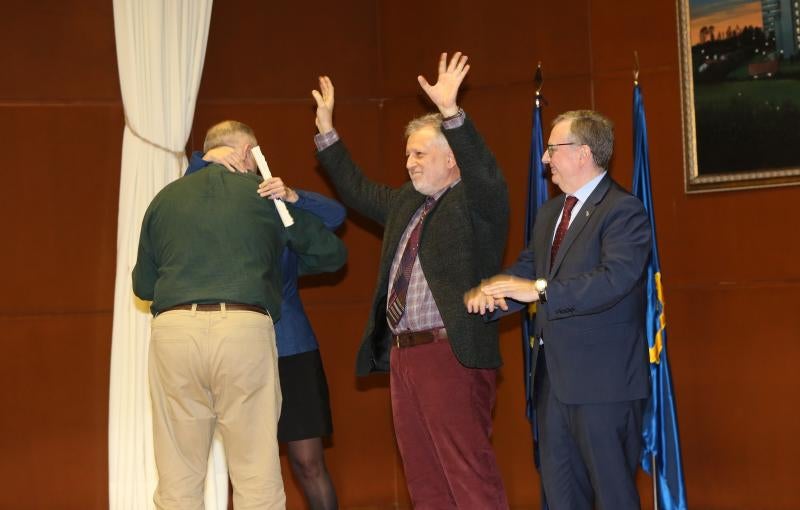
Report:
258,177,299,203
417,52,470,117
311,75,335,134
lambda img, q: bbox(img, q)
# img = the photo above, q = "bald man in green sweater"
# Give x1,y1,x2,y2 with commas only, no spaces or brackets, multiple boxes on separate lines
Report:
133,121,346,510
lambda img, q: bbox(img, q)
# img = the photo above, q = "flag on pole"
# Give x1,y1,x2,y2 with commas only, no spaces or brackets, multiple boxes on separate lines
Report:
522,68,548,424
523,66,550,510
632,81,689,510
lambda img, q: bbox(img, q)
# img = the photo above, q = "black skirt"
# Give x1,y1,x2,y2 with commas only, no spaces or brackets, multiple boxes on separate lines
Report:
277,349,333,443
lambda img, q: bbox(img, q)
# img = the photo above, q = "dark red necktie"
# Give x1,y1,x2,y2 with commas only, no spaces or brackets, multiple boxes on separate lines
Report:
387,197,436,328
550,195,578,267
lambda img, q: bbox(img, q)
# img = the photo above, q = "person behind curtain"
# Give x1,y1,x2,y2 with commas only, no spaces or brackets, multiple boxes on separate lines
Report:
184,141,344,510
132,120,346,509
465,110,651,510
311,53,510,509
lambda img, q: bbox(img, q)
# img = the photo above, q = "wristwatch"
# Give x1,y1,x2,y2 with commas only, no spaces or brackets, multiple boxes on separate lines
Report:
534,278,548,303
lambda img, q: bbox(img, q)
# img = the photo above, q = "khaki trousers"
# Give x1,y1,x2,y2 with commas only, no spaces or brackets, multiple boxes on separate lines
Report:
148,307,285,509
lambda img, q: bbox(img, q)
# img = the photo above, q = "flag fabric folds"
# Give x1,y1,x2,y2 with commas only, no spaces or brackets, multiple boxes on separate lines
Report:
632,82,689,510
522,93,548,423
523,92,550,510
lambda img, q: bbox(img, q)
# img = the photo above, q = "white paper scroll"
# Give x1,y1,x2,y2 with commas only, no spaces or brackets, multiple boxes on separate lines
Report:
250,146,294,227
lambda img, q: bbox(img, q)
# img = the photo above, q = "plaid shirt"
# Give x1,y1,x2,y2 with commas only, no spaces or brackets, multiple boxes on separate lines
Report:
386,185,456,333
314,111,466,334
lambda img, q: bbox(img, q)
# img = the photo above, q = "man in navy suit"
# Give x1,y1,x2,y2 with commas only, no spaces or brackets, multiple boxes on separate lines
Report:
465,110,652,510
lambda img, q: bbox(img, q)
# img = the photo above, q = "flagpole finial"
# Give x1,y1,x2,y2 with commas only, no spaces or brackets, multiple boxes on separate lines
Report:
535,61,543,95
534,62,544,107
633,51,640,86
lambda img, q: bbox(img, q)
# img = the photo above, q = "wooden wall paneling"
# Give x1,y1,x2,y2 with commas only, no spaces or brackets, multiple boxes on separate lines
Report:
377,0,592,98
667,285,800,509
198,0,379,100
0,314,112,509
587,0,679,75
0,105,123,313
0,0,119,101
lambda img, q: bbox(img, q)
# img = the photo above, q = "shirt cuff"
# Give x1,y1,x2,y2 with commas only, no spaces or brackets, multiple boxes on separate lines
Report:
441,108,466,130
314,129,340,151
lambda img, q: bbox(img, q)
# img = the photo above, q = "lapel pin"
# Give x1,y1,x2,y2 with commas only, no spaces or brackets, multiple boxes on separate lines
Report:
585,210,590,217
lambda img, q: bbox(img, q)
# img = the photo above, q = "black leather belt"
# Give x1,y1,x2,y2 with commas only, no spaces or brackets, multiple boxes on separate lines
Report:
392,327,448,348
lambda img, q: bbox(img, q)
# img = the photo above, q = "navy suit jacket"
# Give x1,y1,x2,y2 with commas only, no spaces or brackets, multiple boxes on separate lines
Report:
503,175,651,404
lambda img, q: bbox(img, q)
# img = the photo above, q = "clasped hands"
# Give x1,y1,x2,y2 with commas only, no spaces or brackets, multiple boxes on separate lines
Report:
464,275,540,315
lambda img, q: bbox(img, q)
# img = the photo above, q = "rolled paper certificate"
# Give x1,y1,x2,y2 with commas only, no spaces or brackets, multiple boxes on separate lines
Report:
250,146,294,227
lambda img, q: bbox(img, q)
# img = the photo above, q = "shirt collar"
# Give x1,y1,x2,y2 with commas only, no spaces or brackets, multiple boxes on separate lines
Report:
571,171,606,204
429,178,461,201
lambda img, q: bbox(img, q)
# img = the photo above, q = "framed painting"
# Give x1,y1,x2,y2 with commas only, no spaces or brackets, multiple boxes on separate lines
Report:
677,0,800,192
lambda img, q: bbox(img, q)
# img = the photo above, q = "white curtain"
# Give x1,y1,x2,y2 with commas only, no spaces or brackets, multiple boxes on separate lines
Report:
108,2,229,509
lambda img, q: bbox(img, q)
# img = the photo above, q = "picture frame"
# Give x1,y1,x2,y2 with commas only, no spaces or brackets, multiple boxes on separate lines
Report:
677,0,800,193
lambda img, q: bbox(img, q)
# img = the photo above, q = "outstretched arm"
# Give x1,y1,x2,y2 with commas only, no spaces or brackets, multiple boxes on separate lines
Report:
417,52,470,117
312,75,393,225
481,276,540,305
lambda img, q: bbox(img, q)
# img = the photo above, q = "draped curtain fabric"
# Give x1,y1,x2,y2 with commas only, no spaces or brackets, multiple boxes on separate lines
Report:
108,2,228,508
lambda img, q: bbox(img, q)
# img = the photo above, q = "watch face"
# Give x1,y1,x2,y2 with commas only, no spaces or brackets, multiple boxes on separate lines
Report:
535,279,546,292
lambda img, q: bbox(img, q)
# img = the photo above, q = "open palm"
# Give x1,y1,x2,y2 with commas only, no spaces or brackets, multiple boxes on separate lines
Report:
417,52,470,117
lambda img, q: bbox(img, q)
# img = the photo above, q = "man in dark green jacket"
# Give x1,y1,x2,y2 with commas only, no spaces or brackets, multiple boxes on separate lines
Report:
132,120,346,510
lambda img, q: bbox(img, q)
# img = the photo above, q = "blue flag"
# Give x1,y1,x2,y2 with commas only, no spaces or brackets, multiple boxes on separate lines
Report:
522,92,548,423
523,90,550,510
632,83,688,510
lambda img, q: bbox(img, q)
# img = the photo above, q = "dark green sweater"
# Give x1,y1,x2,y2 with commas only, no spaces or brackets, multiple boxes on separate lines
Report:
132,165,346,316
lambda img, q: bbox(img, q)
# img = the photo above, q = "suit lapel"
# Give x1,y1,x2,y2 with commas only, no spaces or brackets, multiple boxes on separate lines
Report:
548,175,611,277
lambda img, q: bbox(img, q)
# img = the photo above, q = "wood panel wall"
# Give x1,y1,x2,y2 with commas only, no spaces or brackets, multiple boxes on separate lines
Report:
1,0,797,508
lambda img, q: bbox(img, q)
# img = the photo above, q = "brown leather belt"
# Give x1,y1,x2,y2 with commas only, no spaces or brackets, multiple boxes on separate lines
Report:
392,327,448,348
159,303,268,315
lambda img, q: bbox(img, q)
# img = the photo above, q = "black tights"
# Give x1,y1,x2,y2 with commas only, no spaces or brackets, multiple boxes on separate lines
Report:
286,437,338,510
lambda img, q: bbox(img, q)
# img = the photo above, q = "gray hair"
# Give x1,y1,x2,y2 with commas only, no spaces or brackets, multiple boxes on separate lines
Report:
553,110,614,170
203,120,256,153
404,113,448,146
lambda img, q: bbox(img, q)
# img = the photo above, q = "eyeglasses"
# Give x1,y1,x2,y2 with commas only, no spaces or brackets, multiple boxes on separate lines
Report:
546,142,577,157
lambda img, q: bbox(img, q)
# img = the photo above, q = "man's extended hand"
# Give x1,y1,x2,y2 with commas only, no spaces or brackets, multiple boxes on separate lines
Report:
204,146,248,173
258,177,299,203
311,76,335,134
481,275,540,304
417,52,470,117
464,280,508,315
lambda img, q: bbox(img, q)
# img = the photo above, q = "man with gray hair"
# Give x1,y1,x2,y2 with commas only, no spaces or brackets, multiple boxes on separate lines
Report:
311,53,510,509
132,120,347,509
466,110,652,509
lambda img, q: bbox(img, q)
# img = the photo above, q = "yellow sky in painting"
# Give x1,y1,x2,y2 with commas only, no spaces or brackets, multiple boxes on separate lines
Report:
691,1,763,45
